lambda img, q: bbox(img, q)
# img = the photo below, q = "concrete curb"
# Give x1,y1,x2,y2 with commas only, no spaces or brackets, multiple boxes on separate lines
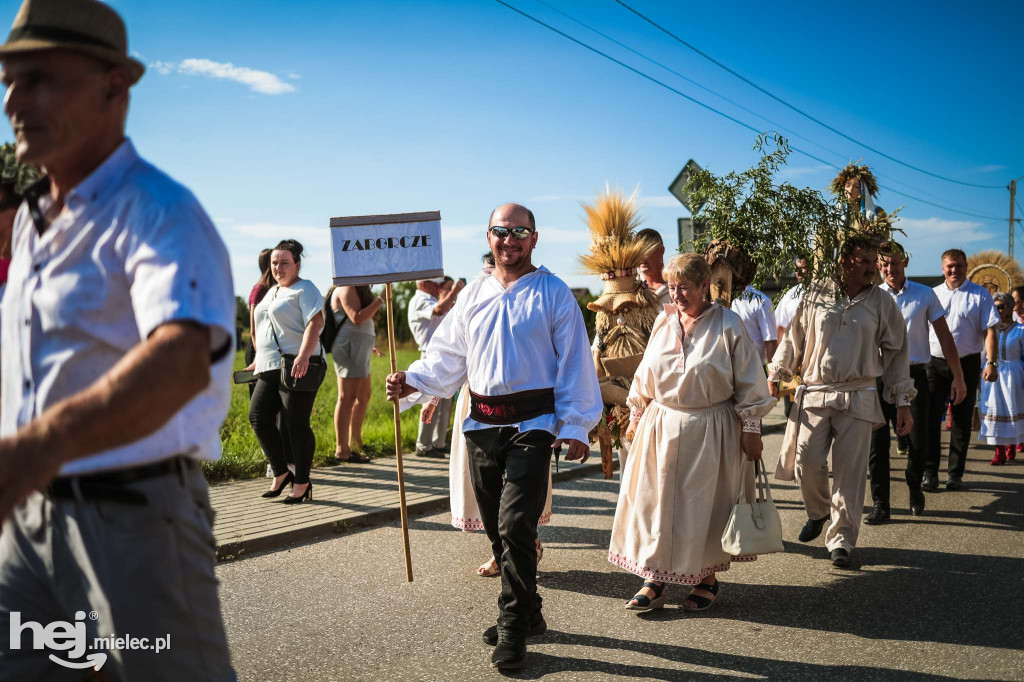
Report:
215,459,605,561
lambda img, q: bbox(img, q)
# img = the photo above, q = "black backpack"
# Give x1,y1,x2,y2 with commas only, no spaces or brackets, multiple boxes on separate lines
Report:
320,286,341,350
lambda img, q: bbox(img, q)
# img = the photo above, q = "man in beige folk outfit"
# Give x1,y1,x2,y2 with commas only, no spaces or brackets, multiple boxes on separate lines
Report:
0,1,236,679
769,235,915,568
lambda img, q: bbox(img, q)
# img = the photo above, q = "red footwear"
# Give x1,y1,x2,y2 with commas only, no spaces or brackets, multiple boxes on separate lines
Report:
991,446,1007,466
1009,445,1019,461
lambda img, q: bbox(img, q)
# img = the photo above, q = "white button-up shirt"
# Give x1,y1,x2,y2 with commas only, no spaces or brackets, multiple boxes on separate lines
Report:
880,279,946,365
929,279,999,357
0,139,235,475
731,286,777,364
774,284,803,330
404,267,602,443
407,289,442,351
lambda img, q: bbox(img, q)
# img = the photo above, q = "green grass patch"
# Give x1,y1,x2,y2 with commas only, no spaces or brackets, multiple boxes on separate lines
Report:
206,347,423,482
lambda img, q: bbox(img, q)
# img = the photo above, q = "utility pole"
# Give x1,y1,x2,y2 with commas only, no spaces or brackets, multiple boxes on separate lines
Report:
1011,179,1016,260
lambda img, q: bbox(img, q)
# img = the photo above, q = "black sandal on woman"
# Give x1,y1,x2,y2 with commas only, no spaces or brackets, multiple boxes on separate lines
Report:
683,579,720,612
261,471,294,498
625,581,667,611
340,451,371,464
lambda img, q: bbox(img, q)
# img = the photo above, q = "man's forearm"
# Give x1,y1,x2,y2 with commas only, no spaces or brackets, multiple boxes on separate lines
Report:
11,322,212,468
986,327,998,365
937,329,964,381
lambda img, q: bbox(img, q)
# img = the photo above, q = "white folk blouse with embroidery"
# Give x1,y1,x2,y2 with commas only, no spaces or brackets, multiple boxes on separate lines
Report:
626,304,776,434
403,267,602,444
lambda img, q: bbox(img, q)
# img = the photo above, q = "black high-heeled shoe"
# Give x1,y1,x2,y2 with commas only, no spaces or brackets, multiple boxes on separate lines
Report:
261,471,294,498
283,482,312,505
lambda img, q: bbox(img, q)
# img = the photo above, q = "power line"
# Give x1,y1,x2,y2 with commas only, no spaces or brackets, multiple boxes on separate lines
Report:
531,0,986,216
491,0,1008,221
532,0,846,163
612,0,1006,190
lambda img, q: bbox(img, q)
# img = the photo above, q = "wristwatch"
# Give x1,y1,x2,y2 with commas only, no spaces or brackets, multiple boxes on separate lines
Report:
987,361,999,367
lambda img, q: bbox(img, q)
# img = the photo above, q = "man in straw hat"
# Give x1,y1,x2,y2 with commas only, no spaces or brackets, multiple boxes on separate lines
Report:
0,1,236,679
769,233,915,569
387,203,601,671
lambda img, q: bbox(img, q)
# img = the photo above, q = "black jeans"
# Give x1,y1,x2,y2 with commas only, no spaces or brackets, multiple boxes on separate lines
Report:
465,427,554,635
869,364,929,506
926,353,981,479
249,370,317,484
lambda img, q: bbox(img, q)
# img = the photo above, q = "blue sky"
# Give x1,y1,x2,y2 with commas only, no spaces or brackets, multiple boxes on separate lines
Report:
6,0,1022,296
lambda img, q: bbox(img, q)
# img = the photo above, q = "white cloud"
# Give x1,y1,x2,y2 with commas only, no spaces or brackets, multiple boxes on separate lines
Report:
974,164,1005,173
898,216,996,270
229,222,329,248
287,73,302,80
150,59,297,95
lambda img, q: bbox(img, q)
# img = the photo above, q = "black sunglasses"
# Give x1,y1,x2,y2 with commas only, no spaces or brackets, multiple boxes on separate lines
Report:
996,304,1009,311
488,226,535,239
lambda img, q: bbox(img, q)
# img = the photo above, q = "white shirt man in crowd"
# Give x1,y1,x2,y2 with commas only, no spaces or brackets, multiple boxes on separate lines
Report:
387,203,601,671
770,235,914,568
0,1,236,678
731,285,778,366
867,241,966,523
773,257,807,416
636,227,670,307
407,275,463,456
1012,285,1024,324
925,248,999,491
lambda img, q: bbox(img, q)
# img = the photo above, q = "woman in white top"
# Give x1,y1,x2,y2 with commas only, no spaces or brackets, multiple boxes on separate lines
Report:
246,239,325,504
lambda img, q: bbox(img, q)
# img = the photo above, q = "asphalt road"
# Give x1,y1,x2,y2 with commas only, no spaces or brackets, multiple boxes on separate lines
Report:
216,430,1024,681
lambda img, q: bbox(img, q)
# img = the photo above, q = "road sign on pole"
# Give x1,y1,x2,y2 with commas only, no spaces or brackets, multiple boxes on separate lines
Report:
677,217,707,251
668,159,705,213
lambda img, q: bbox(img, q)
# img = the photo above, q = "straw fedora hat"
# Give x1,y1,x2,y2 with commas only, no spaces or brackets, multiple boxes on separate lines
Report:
0,0,144,84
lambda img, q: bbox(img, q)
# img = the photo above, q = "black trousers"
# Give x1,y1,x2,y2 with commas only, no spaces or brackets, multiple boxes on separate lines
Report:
926,353,981,479
868,364,929,506
465,427,554,635
249,370,316,484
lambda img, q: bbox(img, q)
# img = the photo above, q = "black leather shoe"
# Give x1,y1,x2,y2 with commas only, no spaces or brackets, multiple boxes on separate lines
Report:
483,618,546,646
830,548,852,568
864,505,890,525
798,516,829,542
490,631,526,670
909,488,925,516
945,475,965,491
921,471,939,492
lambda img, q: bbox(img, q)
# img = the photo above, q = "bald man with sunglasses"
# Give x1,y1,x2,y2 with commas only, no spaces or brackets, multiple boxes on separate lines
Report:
387,203,601,671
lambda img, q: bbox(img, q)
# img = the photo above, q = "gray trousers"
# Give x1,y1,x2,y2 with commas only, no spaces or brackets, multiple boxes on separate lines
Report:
417,396,452,452
0,462,235,682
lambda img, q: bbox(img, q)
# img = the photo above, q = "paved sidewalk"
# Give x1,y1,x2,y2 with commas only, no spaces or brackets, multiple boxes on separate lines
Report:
210,404,790,558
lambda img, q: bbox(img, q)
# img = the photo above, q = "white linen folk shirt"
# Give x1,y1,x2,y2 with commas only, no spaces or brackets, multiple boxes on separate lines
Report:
929,279,999,357
774,284,803,331
0,139,235,476
403,267,602,444
880,279,947,365
731,285,777,365
252,280,324,374
408,289,443,351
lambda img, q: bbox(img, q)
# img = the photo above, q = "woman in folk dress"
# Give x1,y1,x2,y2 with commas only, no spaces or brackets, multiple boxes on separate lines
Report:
609,253,775,611
979,291,1024,465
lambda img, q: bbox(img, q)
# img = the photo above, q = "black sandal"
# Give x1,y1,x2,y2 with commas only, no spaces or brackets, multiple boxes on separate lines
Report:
683,579,720,612
339,451,371,464
625,581,667,611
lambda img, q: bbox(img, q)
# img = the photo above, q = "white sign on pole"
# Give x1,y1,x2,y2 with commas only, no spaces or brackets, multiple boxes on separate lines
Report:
329,211,443,285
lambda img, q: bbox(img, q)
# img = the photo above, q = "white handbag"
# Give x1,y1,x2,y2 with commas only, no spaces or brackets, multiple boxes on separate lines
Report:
721,459,785,556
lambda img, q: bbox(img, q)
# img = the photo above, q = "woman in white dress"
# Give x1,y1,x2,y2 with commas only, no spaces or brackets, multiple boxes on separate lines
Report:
979,291,1024,465
609,253,775,612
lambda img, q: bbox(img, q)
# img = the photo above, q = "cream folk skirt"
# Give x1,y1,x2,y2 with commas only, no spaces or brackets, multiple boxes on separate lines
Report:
609,400,755,584
448,385,553,531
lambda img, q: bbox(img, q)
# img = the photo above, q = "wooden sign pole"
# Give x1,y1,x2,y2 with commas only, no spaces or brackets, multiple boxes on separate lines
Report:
385,282,414,582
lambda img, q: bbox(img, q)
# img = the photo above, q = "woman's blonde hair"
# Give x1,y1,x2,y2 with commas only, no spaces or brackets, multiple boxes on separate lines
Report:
664,252,710,286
